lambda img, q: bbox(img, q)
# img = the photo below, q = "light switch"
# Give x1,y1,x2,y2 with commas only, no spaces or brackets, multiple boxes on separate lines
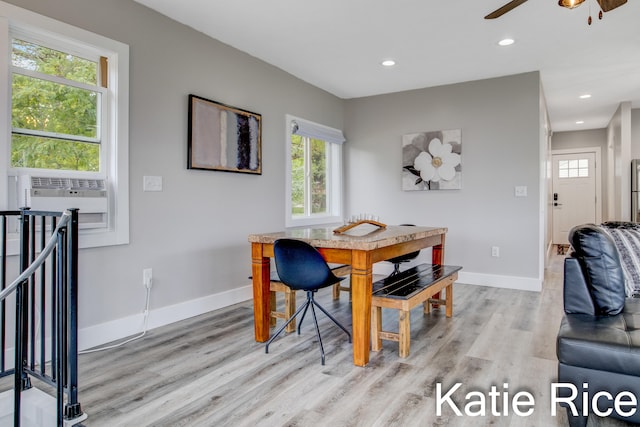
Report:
514,186,527,197
143,176,163,192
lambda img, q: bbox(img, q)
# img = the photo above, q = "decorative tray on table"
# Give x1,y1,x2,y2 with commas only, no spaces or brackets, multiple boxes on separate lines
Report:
333,219,387,235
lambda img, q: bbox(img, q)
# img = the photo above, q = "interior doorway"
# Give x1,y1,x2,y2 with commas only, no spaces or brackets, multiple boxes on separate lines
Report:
552,148,602,246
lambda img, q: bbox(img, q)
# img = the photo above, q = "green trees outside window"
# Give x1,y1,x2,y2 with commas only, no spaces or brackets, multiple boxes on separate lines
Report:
290,135,327,216
10,39,100,171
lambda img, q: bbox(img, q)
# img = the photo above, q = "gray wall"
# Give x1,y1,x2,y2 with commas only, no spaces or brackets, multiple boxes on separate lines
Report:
552,129,607,151
607,102,632,221
5,0,345,347
5,0,546,348
344,72,543,288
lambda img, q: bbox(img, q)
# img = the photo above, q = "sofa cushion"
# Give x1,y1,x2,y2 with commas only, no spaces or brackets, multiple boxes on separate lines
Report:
557,298,640,378
569,224,626,315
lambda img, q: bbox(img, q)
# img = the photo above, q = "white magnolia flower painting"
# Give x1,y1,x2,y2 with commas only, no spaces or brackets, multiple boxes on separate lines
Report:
402,129,462,190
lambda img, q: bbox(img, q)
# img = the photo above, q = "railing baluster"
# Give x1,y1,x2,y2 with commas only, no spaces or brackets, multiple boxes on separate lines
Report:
51,215,58,382
56,228,66,426
65,209,81,419
39,215,47,377
28,216,35,372
14,210,30,427
1,215,7,372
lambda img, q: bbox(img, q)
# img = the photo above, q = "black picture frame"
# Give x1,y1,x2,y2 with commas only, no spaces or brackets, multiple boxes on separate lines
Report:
188,94,262,174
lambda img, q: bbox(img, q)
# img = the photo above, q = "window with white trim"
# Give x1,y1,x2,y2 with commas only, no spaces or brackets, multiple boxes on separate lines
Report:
285,115,344,228
0,1,129,249
558,159,589,178
11,38,103,171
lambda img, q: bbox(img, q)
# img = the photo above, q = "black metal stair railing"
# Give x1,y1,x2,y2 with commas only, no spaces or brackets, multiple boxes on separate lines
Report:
0,208,83,426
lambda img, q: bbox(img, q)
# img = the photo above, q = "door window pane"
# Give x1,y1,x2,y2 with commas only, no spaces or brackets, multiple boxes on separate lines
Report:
559,158,589,179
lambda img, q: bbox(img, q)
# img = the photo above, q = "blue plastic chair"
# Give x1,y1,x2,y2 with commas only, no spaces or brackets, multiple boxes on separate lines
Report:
265,239,351,365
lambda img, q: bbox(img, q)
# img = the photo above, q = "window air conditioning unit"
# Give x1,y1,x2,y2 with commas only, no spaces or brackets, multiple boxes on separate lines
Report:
17,175,108,228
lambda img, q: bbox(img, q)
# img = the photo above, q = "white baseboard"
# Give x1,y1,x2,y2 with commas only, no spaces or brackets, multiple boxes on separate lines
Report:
78,285,253,352
78,269,542,351
457,271,542,292
374,262,542,292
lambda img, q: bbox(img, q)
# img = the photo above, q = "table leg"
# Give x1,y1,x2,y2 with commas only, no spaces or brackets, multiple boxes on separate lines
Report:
432,234,445,264
252,243,271,342
431,234,446,308
350,250,372,366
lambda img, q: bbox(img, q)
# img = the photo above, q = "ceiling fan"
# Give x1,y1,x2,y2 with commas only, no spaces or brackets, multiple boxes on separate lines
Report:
484,0,627,20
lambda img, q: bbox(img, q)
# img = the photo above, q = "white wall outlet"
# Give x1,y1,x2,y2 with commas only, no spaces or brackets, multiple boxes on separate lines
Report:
491,246,500,257
143,268,153,288
143,176,163,192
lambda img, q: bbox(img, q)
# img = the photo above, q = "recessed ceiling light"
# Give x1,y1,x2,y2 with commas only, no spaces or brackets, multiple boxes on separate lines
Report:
381,59,396,67
576,120,585,124
498,38,515,46
579,94,592,99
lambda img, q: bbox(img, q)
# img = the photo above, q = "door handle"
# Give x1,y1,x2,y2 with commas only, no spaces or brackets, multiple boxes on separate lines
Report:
554,202,563,207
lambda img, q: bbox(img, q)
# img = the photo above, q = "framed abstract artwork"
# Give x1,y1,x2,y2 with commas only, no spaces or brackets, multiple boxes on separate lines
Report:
188,94,262,174
402,129,461,191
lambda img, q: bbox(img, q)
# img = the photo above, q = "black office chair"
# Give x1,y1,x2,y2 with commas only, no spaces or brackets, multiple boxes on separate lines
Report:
265,239,351,365
387,224,420,275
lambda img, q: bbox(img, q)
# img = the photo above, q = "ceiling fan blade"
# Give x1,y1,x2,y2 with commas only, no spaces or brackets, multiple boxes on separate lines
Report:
597,0,627,12
485,0,528,19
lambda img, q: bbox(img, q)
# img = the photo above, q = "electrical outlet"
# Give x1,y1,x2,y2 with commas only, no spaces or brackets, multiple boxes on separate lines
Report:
143,268,153,288
491,246,500,257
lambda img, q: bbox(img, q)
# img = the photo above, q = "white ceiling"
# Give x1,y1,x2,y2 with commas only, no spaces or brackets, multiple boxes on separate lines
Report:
134,0,640,132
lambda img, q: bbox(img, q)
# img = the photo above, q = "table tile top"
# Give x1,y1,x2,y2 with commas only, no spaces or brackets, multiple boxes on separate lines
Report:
248,225,447,250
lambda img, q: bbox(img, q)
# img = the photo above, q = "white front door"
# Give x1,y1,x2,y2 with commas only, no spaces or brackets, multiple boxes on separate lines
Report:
552,152,597,245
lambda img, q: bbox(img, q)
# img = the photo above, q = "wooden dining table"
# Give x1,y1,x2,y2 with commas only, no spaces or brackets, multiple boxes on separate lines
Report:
248,224,448,367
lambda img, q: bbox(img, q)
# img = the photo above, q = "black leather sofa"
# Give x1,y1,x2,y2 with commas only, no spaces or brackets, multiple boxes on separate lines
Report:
557,224,640,426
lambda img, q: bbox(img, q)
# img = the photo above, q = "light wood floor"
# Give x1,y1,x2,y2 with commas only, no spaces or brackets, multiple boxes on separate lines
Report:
3,252,635,426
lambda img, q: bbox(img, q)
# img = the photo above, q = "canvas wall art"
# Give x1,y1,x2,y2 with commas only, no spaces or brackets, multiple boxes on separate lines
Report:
402,129,461,191
188,94,261,174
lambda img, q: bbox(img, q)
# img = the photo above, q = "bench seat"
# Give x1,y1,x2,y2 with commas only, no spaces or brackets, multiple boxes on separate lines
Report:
256,264,351,333
371,263,461,357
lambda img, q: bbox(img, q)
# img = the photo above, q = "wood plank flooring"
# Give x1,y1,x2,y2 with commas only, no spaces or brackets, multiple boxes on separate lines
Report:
2,252,635,426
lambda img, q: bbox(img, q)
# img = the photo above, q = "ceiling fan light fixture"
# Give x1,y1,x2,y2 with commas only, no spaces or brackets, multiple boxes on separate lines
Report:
558,0,586,9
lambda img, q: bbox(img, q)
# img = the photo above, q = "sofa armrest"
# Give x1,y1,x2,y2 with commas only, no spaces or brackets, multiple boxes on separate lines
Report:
564,257,595,314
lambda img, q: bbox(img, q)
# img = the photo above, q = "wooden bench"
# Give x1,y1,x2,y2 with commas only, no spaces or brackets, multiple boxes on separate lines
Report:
331,264,353,301
257,264,351,333
371,263,462,358
269,280,297,333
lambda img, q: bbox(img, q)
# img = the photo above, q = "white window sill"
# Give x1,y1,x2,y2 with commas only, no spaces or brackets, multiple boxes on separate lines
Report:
286,215,343,229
